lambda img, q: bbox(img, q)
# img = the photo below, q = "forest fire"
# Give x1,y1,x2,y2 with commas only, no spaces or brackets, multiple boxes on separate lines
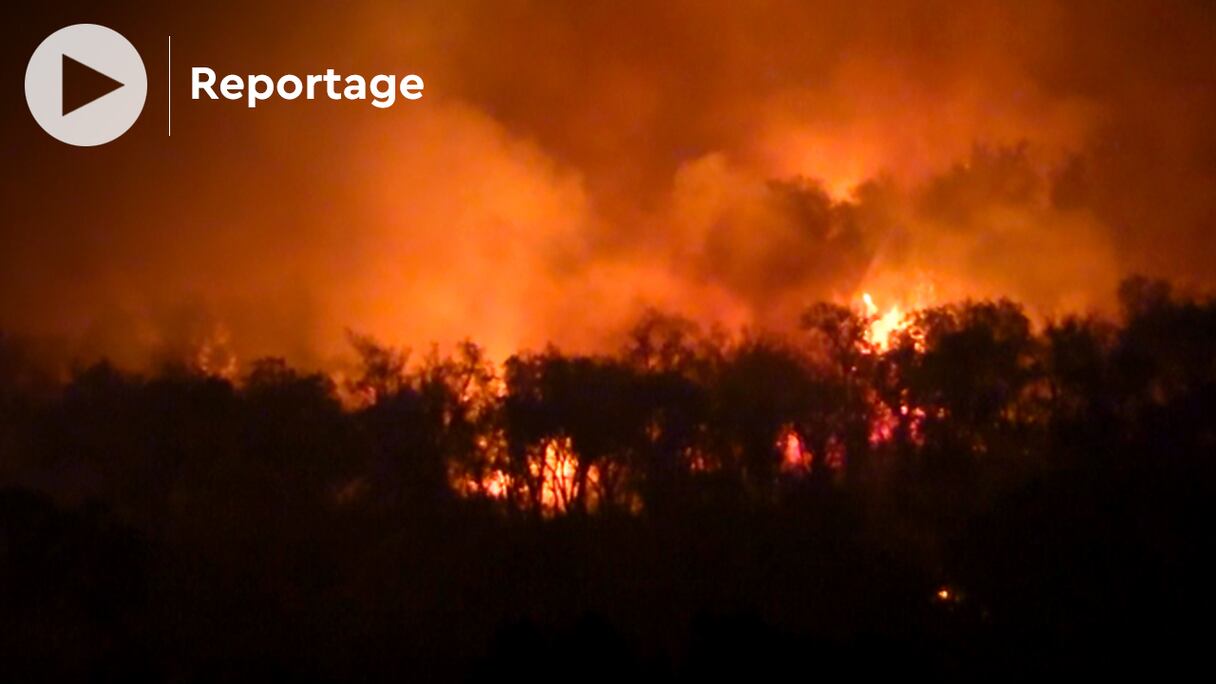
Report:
5,0,1216,677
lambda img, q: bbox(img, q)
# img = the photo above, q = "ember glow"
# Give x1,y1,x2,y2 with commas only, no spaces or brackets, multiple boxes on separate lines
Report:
779,427,810,473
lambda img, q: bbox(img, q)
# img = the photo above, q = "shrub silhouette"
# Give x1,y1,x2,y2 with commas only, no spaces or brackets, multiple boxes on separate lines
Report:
1,278,1213,677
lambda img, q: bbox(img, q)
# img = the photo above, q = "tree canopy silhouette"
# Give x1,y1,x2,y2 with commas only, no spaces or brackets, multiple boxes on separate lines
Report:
1,278,1214,678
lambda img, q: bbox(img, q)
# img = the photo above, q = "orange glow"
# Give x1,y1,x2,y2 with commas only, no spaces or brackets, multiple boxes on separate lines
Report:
778,426,810,473
10,2,1206,373
870,398,929,447
685,447,716,474
187,324,240,380
482,469,511,499
869,401,898,446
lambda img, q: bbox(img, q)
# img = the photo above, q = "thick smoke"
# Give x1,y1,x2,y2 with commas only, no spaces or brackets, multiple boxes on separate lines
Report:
1,0,1214,368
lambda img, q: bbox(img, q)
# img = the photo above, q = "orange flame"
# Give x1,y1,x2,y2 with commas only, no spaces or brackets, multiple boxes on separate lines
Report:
778,426,810,472
861,292,909,351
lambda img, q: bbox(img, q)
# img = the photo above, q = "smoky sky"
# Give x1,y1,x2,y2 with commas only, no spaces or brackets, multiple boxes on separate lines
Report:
2,0,1215,369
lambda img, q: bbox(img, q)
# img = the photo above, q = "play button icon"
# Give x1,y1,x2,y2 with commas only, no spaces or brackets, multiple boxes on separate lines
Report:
25,24,147,146
62,54,127,116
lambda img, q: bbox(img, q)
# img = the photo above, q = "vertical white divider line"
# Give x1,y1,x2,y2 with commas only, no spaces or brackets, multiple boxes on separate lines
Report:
168,35,172,137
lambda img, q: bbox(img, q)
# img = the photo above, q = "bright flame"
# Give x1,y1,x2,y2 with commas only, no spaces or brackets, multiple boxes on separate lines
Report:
533,436,580,513
861,292,909,351
461,436,595,516
483,469,511,499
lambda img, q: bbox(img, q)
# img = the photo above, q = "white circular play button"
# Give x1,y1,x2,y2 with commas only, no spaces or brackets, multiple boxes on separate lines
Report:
25,24,147,147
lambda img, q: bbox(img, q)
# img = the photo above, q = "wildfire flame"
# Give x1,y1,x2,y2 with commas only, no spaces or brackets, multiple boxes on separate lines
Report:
779,426,810,472
482,469,511,499
533,436,581,513
456,435,600,516
861,292,909,351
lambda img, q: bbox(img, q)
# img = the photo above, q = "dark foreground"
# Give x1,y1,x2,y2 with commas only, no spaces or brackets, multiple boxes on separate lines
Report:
2,280,1214,679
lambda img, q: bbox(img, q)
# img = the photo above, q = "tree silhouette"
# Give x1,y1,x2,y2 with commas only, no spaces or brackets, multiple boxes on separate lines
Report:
2,279,1214,677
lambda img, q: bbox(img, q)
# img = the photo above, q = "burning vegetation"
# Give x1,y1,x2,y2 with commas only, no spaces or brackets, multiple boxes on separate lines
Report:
3,278,1216,676
9,277,1198,520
